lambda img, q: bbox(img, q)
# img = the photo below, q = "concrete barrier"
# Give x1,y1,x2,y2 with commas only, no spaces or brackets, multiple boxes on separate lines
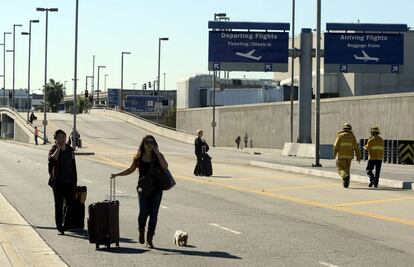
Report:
282,143,334,159
91,108,196,144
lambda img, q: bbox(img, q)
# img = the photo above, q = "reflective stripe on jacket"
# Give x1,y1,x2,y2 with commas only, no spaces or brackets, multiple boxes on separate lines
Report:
334,130,361,160
365,135,384,160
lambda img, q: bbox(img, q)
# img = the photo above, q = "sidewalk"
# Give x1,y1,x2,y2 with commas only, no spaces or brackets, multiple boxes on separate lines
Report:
221,147,414,189
0,192,67,267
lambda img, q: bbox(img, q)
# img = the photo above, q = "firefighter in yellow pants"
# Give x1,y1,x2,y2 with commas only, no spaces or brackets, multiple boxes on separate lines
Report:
334,123,361,188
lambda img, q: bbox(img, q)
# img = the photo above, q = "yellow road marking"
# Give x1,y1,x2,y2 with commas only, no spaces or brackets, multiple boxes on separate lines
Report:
336,196,414,207
78,155,414,227
264,184,337,192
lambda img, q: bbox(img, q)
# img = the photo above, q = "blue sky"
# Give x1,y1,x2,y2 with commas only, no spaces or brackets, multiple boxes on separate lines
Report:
1,0,413,95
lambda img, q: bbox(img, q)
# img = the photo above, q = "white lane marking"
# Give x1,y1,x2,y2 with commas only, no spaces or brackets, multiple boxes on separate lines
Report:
209,223,242,235
115,190,123,194
319,262,339,267
82,179,92,184
160,205,168,209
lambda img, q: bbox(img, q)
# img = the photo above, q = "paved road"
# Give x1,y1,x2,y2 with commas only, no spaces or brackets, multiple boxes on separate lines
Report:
2,112,414,266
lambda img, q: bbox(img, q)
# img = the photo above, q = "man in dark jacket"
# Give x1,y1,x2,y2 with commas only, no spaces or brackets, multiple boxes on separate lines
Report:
193,129,212,176
48,129,77,235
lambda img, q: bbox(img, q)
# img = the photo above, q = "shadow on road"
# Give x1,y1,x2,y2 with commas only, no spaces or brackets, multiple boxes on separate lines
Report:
154,247,241,259
98,247,148,254
350,187,410,192
209,176,233,179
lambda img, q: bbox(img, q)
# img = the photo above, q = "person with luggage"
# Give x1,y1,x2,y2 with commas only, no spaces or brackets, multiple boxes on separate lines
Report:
193,130,212,176
110,135,168,248
365,126,384,188
333,123,361,188
48,129,78,235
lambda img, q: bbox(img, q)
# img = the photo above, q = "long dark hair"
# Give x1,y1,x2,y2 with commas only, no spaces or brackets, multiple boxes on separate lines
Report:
133,135,158,165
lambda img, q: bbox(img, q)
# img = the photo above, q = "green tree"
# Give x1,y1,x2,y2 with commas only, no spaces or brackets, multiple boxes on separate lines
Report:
45,79,64,112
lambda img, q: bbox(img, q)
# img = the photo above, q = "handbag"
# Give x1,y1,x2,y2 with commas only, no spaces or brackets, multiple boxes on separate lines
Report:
155,168,176,191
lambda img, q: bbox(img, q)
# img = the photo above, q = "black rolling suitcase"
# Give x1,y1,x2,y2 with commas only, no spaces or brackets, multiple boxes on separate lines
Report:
64,186,87,230
87,177,120,249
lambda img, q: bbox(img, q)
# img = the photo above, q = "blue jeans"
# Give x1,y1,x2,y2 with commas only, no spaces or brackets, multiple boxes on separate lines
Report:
138,190,163,232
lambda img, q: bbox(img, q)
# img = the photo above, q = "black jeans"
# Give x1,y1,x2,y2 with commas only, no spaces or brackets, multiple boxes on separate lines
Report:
138,189,163,232
366,160,382,181
53,183,75,231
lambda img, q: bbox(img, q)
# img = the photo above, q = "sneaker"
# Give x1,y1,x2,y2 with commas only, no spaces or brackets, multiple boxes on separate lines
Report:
368,179,374,188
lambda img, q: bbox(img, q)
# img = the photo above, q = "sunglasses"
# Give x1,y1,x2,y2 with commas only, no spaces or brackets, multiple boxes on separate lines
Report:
145,140,155,145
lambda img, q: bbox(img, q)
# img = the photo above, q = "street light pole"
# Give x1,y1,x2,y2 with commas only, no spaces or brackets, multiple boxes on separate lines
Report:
97,65,106,106
12,24,22,108
22,20,39,122
37,7,58,144
132,82,136,90
290,0,296,143
313,0,322,167
157,37,168,123
72,0,79,149
105,74,108,92
2,32,11,105
91,55,95,106
121,51,131,109
163,72,166,91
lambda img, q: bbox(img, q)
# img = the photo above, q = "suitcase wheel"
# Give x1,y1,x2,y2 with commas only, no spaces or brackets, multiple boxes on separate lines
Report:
116,242,119,247
95,244,99,250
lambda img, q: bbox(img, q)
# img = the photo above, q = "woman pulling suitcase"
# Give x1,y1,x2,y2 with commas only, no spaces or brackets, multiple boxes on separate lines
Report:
111,135,169,248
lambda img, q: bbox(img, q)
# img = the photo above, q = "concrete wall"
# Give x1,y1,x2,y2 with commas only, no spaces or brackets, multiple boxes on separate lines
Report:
177,93,414,148
0,107,42,144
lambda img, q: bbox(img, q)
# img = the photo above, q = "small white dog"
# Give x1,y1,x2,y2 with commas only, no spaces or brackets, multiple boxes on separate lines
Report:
174,230,188,246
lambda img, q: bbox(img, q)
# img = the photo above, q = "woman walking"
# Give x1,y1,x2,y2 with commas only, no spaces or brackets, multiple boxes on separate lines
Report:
110,135,168,248
193,129,212,176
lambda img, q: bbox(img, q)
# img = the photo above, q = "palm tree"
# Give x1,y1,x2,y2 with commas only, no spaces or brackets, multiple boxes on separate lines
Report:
44,79,64,112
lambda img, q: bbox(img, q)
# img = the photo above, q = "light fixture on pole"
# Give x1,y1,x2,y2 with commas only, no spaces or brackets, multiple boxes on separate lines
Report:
36,7,58,144
12,24,23,108
2,32,12,105
97,65,106,106
157,37,168,123
121,51,131,109
21,19,39,122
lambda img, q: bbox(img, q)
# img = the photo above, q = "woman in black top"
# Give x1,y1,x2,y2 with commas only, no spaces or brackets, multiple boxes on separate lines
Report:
111,135,168,248
194,129,210,176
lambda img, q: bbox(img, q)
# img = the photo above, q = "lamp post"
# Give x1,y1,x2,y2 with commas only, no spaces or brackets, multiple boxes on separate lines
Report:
157,37,168,123
313,0,322,167
132,82,136,90
12,24,23,108
104,74,108,92
21,19,39,122
37,7,58,144
97,65,106,106
163,73,166,91
2,32,11,105
121,51,131,109
91,55,95,105
290,0,296,143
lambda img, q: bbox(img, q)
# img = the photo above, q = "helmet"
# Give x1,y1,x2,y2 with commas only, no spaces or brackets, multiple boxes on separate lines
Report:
370,126,380,134
343,123,352,130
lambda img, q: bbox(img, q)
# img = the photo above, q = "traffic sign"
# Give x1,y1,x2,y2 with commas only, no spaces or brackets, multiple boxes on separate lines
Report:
208,30,289,72
339,65,348,73
324,32,404,73
42,120,48,126
213,63,221,70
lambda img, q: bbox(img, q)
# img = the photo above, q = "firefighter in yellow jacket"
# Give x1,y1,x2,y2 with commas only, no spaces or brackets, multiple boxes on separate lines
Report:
334,123,361,188
365,126,384,188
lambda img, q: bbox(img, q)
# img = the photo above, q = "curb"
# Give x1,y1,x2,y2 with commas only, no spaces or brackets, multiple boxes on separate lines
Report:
249,161,413,190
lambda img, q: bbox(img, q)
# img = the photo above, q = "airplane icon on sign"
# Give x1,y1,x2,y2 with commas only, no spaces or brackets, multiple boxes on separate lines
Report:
236,49,262,61
354,50,379,62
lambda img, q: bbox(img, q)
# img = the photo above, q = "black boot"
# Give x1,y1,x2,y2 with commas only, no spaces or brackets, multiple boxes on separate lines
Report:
343,176,350,188
374,179,379,188
138,227,145,244
368,179,374,188
146,231,155,248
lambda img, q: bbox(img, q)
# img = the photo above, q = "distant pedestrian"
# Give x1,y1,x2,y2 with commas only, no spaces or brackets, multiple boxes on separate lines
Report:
235,136,241,149
334,123,361,188
48,129,78,235
194,130,212,176
29,112,36,124
111,135,169,248
244,133,248,148
34,127,39,145
365,126,384,188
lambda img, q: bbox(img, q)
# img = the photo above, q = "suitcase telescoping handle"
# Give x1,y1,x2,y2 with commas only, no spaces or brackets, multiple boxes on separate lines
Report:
110,176,116,202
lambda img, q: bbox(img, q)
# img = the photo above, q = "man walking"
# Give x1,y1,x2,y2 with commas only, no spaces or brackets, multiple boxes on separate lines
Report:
244,133,248,148
34,127,39,145
235,136,241,149
334,123,361,188
365,126,384,188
